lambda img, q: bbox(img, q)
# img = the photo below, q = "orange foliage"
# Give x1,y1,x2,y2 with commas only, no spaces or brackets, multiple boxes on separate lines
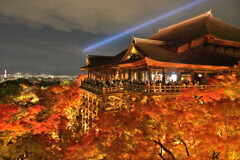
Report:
1,73,240,159
0,80,83,159
65,75,240,160
0,104,61,139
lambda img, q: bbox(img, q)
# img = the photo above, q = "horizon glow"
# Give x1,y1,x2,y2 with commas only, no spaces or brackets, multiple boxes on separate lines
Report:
84,0,206,52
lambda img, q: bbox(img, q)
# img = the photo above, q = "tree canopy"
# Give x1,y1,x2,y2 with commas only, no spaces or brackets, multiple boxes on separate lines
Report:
0,74,240,159
65,75,240,160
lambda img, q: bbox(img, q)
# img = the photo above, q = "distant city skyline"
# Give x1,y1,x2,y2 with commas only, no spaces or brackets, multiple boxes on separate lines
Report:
0,0,240,74
0,68,78,84
1,69,80,76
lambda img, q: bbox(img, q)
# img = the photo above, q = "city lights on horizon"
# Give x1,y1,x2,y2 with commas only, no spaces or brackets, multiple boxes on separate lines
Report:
4,69,7,78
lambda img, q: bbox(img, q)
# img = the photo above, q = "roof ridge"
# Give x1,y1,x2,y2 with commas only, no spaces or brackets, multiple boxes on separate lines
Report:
207,16,240,32
87,55,114,57
157,10,212,33
133,36,166,45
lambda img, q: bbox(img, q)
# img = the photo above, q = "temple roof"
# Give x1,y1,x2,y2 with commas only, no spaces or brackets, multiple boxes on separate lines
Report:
81,11,240,71
85,55,113,67
112,49,128,63
82,49,127,69
148,11,240,47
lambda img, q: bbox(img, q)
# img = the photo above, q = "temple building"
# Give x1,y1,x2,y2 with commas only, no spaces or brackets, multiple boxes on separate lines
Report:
79,11,240,131
81,11,240,88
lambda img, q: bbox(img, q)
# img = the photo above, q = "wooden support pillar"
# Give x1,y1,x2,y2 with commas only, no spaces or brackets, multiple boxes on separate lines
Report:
82,108,85,131
133,70,136,81
117,70,119,80
113,70,116,80
90,71,93,79
144,71,147,82
203,71,208,84
191,70,195,83
113,70,118,80
127,70,130,80
162,68,166,85
96,100,99,116
155,71,159,81
123,70,126,80
152,70,155,82
128,69,131,81
119,70,122,81
110,72,112,82
148,67,153,84
93,72,95,79
137,71,142,82
131,69,134,81
116,70,119,80
112,71,114,81
156,71,158,81
177,69,181,82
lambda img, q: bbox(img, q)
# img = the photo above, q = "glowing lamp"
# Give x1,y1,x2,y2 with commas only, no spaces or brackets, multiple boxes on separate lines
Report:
171,74,177,81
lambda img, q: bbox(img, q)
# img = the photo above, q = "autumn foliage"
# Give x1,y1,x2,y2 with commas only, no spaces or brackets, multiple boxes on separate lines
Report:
65,74,240,160
0,73,240,159
0,77,84,159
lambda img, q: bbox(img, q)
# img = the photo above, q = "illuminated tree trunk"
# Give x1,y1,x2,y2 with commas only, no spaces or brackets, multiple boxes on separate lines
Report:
153,140,175,160
179,137,190,157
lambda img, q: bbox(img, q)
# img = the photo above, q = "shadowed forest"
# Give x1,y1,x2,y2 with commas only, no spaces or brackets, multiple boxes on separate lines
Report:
0,73,240,160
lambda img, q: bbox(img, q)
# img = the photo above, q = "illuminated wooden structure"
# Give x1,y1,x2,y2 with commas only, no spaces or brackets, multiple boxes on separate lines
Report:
82,11,240,86
79,11,240,131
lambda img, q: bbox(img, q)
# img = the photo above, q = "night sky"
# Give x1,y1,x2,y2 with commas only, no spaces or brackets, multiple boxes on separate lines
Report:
0,0,240,75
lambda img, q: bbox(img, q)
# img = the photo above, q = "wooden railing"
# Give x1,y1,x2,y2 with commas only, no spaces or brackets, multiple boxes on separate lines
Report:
123,84,210,93
103,86,123,93
81,83,103,94
149,85,207,93
123,84,149,92
81,82,213,94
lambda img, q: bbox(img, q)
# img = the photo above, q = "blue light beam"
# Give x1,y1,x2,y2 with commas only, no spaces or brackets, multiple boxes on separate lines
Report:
84,0,205,52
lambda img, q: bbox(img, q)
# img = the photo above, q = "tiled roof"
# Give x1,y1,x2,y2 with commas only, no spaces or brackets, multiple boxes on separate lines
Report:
148,11,240,47
81,11,240,70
